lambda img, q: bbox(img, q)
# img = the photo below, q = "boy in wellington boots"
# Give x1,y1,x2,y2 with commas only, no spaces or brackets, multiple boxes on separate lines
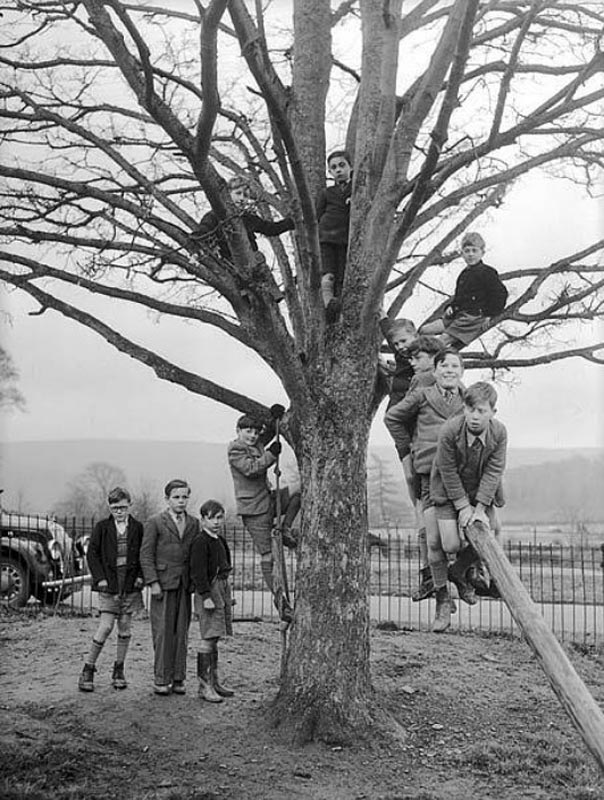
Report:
190,500,235,703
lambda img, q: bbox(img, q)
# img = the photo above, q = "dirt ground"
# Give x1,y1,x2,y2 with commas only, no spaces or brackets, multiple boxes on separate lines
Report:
1,608,603,800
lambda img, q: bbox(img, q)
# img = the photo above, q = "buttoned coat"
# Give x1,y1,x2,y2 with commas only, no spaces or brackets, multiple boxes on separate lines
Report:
384,384,465,472
86,515,144,594
430,416,507,508
228,438,276,516
140,511,199,591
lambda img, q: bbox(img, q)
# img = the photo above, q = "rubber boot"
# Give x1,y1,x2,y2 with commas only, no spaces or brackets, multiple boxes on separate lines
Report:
411,566,435,602
197,653,222,703
78,663,96,692
111,661,127,690
210,651,234,698
448,545,478,605
432,586,453,633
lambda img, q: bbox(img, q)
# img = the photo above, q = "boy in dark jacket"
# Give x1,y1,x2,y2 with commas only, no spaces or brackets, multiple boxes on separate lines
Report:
190,500,234,704
316,150,352,322
78,487,144,692
431,381,507,617
421,232,508,348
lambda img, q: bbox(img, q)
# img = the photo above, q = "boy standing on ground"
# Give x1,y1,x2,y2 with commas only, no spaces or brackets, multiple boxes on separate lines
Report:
190,500,234,705
78,487,144,692
316,150,352,322
227,414,295,622
140,479,198,695
420,232,508,349
430,381,507,620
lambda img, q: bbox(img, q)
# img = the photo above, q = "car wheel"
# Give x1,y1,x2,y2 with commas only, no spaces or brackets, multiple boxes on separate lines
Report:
0,558,30,608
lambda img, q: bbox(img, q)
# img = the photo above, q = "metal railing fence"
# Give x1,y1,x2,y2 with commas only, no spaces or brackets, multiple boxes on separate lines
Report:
1,515,602,646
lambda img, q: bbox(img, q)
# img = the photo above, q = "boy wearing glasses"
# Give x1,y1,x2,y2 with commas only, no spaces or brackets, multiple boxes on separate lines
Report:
78,487,144,692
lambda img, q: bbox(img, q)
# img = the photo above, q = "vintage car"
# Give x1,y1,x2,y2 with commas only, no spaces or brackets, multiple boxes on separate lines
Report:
0,510,85,607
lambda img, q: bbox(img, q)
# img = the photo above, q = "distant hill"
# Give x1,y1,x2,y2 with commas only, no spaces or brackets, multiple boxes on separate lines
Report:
1,439,603,524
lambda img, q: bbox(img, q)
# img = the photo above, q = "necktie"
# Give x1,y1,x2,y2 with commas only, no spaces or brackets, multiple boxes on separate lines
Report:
444,389,454,403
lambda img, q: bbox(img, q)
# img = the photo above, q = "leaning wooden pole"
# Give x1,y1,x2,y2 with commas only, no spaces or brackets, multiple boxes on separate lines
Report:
466,521,604,773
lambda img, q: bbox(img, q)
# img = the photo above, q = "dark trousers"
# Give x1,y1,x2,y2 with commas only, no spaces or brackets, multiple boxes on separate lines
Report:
320,242,347,294
149,582,191,685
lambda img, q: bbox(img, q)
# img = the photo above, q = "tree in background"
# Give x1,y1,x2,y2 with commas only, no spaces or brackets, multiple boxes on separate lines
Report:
0,346,25,413
52,461,162,520
367,452,412,527
0,1,603,742
53,461,128,518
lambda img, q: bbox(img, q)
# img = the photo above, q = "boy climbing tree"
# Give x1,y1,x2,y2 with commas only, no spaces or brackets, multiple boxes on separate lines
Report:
420,232,508,349
316,150,352,323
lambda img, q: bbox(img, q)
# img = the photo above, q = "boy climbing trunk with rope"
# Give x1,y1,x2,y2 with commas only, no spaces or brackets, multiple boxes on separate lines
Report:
227,409,298,623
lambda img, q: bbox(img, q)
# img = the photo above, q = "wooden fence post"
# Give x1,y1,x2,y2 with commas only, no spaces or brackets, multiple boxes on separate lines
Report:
465,521,604,773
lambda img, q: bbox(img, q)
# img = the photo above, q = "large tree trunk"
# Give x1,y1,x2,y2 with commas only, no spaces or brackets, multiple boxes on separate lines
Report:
269,344,384,744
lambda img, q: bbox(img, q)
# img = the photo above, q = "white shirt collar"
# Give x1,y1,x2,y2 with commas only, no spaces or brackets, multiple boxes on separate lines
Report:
467,430,487,447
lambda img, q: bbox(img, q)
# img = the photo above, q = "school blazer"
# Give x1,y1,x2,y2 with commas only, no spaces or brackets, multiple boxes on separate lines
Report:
228,438,276,516
86,516,144,594
384,384,465,474
430,416,507,508
140,511,199,591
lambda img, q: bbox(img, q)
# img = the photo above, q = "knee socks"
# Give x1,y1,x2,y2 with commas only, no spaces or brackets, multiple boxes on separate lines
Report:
429,560,449,590
260,557,274,592
116,634,130,664
418,527,428,568
86,638,105,666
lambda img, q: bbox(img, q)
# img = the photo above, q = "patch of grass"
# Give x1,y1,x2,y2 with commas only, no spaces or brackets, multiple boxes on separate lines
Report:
0,729,135,800
456,735,602,796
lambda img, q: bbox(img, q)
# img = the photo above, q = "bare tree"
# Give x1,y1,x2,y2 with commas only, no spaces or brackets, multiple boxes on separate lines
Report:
0,346,26,412
53,461,128,518
0,1,603,742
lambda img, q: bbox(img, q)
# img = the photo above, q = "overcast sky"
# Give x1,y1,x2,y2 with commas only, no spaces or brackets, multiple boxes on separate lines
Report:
1,170,602,451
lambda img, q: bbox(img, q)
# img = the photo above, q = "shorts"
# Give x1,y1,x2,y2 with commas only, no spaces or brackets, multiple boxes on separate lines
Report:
320,243,347,288
443,310,489,345
434,502,497,527
97,590,143,615
194,578,233,640
242,510,273,556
